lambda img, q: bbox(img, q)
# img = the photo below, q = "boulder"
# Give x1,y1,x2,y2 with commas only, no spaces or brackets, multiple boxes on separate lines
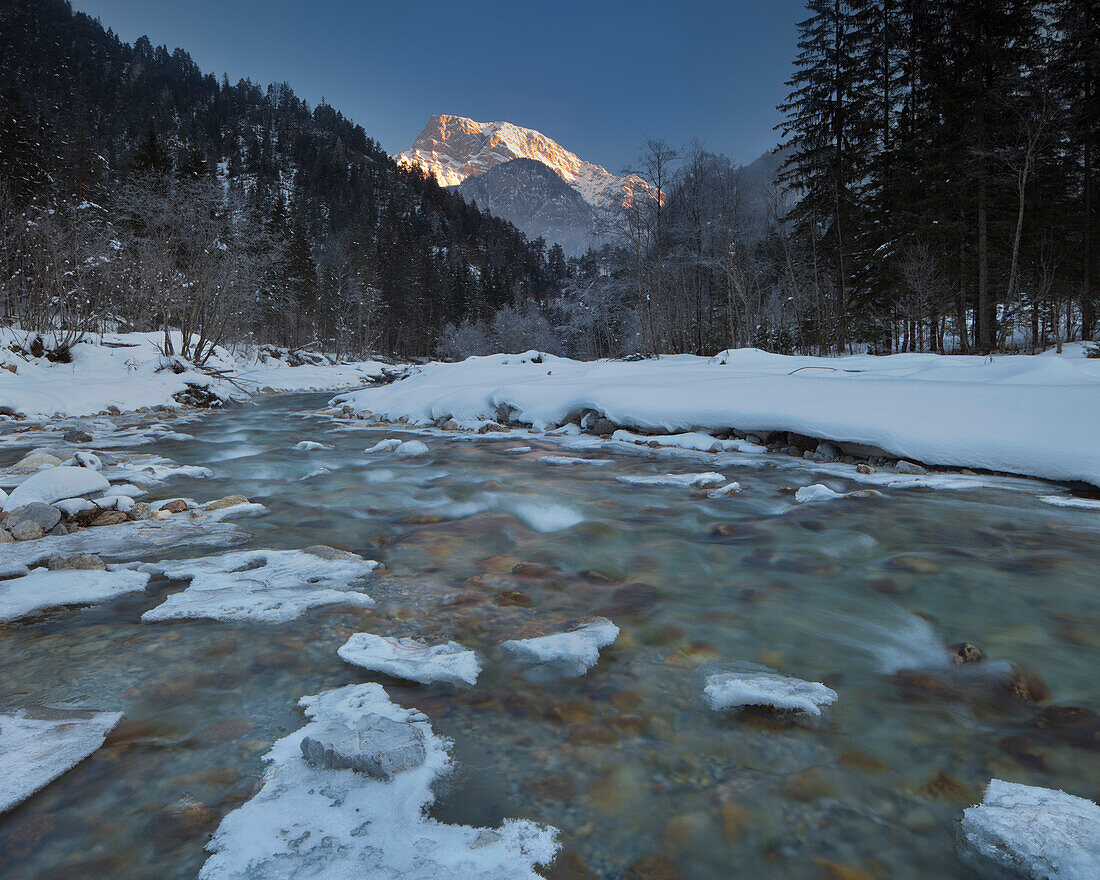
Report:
3,502,61,534
62,429,93,443
895,460,928,475
299,713,426,780
90,510,128,527
10,520,44,541
46,553,106,571
12,452,62,471
204,495,248,511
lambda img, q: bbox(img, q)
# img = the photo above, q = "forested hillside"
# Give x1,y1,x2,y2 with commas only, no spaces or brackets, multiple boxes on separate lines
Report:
0,0,555,359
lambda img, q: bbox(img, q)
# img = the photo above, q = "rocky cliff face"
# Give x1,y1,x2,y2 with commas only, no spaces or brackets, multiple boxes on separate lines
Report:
458,158,598,255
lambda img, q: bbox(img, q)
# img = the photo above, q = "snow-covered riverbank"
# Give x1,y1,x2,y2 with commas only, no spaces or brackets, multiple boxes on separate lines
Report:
0,330,392,419
335,346,1100,488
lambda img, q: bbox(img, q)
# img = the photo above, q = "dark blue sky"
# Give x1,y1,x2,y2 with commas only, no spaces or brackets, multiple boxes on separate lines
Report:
72,0,806,171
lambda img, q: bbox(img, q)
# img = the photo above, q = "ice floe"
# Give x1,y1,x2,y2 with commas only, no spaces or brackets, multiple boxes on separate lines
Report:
617,472,726,488
959,779,1100,879
141,547,379,623
703,667,838,715
0,568,150,622
537,455,613,466
0,710,123,813
338,633,481,686
198,683,558,880
503,618,619,677
1039,494,1100,511
2,466,110,512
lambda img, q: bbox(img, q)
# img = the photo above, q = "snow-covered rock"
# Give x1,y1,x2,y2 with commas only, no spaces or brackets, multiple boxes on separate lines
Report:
794,484,844,503
617,472,726,488
394,439,429,458
709,481,743,497
703,668,838,716
141,547,379,623
0,568,150,621
338,633,481,686
503,618,619,677
960,779,1100,879
2,466,110,512
198,683,559,880
0,710,123,813
293,440,331,451
364,439,402,454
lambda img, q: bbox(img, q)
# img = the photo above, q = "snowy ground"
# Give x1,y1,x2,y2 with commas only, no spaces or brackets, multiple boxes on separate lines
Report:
0,329,391,418
335,346,1100,487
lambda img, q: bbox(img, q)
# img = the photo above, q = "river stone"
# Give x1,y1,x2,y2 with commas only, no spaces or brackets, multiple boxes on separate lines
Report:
299,713,425,780
63,429,93,443
46,553,107,571
0,530,12,544
91,510,129,527
204,495,248,511
10,520,44,541
895,460,928,475
13,452,62,471
302,545,359,561
129,502,151,521
3,502,62,533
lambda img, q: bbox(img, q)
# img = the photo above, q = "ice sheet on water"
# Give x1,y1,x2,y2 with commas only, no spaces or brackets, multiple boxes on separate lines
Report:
198,683,559,880
959,779,1100,879
104,456,213,487
338,633,481,686
617,472,726,488
537,456,613,466
0,710,122,813
503,618,619,677
703,666,837,716
1039,494,1100,510
0,515,251,569
141,548,379,623
0,568,150,622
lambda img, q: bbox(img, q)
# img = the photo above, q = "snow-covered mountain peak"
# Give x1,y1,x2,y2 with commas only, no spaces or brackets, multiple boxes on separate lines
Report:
397,114,636,208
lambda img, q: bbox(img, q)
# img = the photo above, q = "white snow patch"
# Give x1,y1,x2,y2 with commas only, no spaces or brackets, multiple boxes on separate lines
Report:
0,710,123,813
960,779,1100,879
503,618,619,677
338,634,481,686
141,548,379,623
2,466,110,512
704,668,837,716
0,568,150,622
198,683,558,880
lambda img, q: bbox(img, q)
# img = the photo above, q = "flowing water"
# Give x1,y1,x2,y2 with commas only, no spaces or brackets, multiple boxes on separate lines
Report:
1,393,1099,879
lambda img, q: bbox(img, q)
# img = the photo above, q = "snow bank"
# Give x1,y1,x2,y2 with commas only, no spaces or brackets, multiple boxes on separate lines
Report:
703,668,838,716
960,779,1100,879
141,548,379,623
335,348,1100,487
338,633,481,686
2,466,110,512
0,329,390,418
0,710,122,813
199,683,558,879
503,618,619,677
0,568,150,621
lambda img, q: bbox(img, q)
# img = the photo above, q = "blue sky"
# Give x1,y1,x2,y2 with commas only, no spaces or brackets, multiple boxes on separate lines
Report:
72,0,806,171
